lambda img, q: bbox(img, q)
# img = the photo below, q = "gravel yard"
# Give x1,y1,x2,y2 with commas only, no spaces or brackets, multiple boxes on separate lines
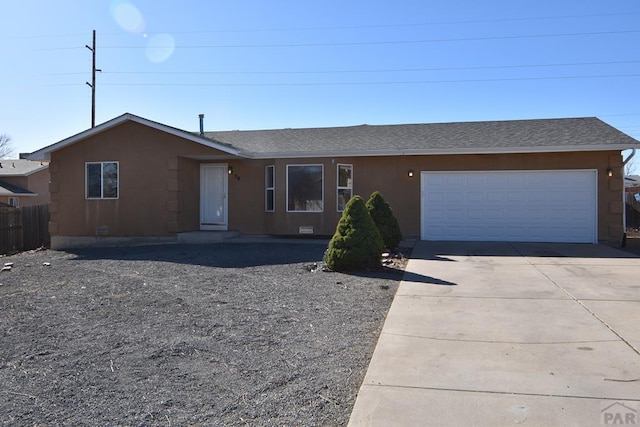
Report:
0,242,402,426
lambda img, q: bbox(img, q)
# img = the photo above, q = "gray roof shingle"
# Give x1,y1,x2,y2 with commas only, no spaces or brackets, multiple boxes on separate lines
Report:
205,117,639,158
25,113,640,161
0,159,48,176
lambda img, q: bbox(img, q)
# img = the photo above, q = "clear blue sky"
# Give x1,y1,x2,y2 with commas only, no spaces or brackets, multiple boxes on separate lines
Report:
2,0,640,169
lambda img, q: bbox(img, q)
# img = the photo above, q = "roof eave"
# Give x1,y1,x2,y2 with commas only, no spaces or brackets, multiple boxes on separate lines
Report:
0,165,49,177
0,192,38,197
247,144,639,159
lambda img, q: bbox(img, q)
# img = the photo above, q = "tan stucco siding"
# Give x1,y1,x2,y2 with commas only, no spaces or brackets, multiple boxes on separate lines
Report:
176,157,200,233
46,119,625,245
358,151,622,243
26,169,51,206
260,158,343,236
226,159,271,234
225,151,623,243
49,121,232,237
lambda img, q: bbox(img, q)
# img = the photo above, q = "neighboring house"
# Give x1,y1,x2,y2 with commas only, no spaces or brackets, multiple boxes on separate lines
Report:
624,175,640,228
0,159,50,208
625,174,640,192
26,113,639,249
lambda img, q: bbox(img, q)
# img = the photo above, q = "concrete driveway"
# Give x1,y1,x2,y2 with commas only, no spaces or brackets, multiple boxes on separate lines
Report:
349,241,640,427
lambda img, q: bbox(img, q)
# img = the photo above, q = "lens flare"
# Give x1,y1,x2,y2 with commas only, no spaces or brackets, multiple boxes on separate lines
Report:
110,0,145,33
146,33,175,63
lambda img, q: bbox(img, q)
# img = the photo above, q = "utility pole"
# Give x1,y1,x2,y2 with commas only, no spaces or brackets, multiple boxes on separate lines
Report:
85,30,101,128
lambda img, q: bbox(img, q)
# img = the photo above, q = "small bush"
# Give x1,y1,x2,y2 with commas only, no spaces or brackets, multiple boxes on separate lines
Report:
325,195,384,271
366,191,403,251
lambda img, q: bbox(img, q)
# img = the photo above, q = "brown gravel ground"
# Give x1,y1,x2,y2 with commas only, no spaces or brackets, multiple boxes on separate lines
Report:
0,242,408,426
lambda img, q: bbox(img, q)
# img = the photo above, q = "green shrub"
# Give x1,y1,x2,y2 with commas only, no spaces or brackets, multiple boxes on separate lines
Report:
366,191,403,251
325,195,384,271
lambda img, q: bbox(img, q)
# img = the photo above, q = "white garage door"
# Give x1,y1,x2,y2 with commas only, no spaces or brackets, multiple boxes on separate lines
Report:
421,170,597,243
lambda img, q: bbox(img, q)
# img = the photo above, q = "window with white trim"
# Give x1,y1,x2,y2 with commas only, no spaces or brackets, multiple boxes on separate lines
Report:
86,162,119,199
8,197,19,208
337,164,353,212
265,165,275,212
287,164,323,212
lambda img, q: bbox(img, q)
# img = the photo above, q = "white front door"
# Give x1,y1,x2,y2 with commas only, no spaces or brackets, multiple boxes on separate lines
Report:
200,164,228,230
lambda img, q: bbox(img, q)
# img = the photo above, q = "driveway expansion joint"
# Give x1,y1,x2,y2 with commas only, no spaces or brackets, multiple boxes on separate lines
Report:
383,332,621,345
361,383,640,402
508,243,640,358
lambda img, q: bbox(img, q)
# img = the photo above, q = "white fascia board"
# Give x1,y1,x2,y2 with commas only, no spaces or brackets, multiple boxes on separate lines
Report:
247,144,639,159
0,191,37,196
0,171,44,178
397,144,640,156
26,113,246,160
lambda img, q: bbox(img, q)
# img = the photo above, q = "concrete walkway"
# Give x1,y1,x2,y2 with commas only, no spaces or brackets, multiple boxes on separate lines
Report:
349,241,640,426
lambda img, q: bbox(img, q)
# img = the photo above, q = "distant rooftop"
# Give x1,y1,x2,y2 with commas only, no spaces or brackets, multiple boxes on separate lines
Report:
0,159,48,176
625,175,640,188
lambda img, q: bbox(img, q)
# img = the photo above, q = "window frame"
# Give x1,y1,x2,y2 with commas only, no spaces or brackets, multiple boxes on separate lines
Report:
85,161,119,200
265,165,275,212
336,163,353,212
286,164,324,213
8,197,19,208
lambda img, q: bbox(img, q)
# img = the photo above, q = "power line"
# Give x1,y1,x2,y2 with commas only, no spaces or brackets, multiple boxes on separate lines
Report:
157,12,640,34
7,11,640,38
87,60,640,76
8,64,640,88
9,28,636,54
98,29,640,50
17,73,640,88
83,73,640,87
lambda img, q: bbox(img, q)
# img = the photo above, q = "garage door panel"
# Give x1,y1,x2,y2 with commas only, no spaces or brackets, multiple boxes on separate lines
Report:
447,209,464,220
421,170,597,243
467,210,484,220
486,192,505,202
486,209,503,220
545,191,568,202
427,192,445,203
466,192,484,203
447,192,465,203
507,192,526,202
527,191,550,203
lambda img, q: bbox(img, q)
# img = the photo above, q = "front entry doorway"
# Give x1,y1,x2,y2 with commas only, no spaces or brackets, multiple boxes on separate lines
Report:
200,164,228,230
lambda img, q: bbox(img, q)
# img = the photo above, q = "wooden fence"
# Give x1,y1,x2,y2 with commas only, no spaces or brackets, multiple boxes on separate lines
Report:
0,204,50,255
22,204,50,250
626,193,640,229
0,206,23,255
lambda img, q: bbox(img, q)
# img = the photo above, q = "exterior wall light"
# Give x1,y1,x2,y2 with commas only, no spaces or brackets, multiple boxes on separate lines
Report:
607,167,613,177
228,165,240,181
408,169,414,178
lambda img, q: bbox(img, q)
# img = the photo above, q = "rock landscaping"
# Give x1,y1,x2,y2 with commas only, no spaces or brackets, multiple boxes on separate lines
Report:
0,242,404,426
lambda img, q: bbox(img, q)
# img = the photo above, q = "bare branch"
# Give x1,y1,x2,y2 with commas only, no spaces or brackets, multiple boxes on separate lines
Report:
0,134,14,159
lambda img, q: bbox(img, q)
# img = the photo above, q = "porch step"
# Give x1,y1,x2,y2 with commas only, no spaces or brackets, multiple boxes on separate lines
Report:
176,231,240,244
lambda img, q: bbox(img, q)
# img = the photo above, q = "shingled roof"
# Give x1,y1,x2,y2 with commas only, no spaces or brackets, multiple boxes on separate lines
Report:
205,117,639,158
0,159,48,176
27,114,639,161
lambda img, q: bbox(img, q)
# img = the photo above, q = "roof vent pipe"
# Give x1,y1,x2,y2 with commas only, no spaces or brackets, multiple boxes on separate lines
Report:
198,114,205,137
